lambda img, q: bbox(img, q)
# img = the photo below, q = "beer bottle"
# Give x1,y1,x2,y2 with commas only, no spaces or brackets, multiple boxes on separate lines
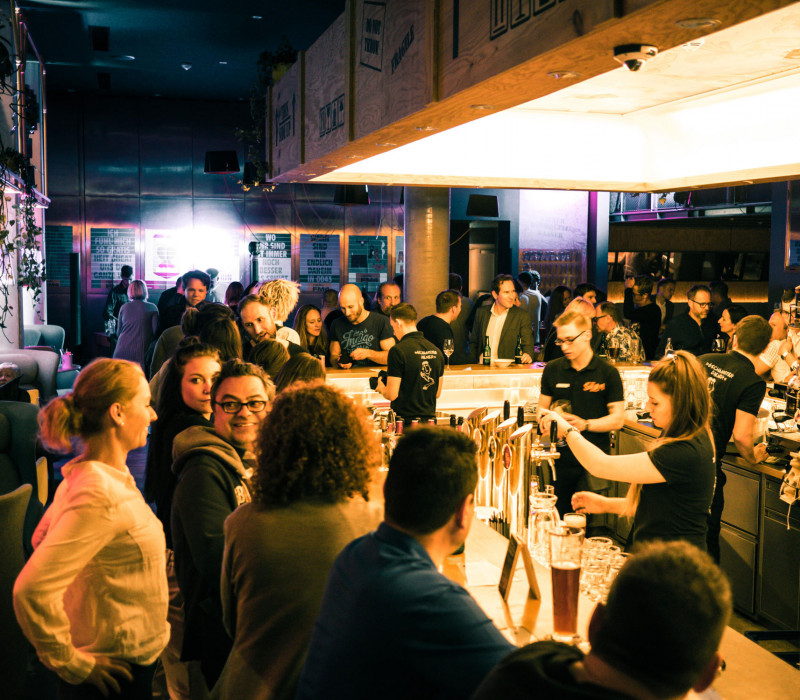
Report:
514,337,523,364
483,335,492,365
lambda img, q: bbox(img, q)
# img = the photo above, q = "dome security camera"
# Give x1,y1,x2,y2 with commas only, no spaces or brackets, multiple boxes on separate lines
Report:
613,44,658,72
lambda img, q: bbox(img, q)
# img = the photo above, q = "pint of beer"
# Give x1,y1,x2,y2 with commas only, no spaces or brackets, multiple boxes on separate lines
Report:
549,525,584,644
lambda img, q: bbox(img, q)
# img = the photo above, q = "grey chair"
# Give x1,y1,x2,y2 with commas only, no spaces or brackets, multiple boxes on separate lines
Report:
0,349,60,402
0,484,33,700
24,324,65,352
0,401,44,553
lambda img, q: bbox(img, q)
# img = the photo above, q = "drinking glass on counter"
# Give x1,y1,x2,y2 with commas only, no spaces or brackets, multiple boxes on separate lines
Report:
606,336,620,363
443,338,454,369
563,512,586,530
529,491,558,565
549,525,584,644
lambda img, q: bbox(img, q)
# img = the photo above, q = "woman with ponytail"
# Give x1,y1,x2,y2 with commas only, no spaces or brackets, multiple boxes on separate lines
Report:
540,350,716,550
13,359,168,699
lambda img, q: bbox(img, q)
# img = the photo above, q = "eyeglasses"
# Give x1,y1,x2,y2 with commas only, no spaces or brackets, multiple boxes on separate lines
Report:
595,314,609,322
215,399,268,414
689,299,712,309
555,330,588,347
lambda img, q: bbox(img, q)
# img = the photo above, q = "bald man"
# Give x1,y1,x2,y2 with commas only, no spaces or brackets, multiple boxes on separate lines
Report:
329,284,395,368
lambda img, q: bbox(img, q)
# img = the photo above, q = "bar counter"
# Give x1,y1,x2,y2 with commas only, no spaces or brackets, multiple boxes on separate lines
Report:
453,518,800,698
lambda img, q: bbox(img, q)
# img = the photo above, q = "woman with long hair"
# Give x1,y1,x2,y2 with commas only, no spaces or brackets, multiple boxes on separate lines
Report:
274,352,326,393
14,359,167,699
293,304,329,360
144,339,221,700
113,279,159,370
224,281,245,311
213,383,381,699
540,351,715,551
717,303,747,352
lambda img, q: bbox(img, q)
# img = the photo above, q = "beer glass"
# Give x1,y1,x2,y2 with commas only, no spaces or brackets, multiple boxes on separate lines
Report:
549,525,584,644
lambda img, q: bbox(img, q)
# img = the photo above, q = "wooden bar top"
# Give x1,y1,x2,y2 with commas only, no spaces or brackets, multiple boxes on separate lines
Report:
449,518,800,699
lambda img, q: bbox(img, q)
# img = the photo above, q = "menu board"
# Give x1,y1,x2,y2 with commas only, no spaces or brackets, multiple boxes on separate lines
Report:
299,234,340,291
44,224,72,287
348,235,387,293
90,227,135,289
252,232,292,280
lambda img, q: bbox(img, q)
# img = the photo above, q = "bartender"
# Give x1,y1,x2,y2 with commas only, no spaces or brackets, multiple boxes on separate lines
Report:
376,303,444,424
699,315,771,564
536,309,624,517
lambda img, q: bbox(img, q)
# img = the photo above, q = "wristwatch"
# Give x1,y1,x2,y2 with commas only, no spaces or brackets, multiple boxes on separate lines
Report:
564,427,579,439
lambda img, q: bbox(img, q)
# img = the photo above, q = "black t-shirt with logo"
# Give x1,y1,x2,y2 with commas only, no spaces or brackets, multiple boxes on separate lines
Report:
417,315,454,355
699,351,766,467
330,311,393,366
630,430,716,551
540,354,624,453
387,331,445,422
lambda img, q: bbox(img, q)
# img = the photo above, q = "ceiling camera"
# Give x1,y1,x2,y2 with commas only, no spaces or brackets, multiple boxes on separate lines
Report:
613,44,658,72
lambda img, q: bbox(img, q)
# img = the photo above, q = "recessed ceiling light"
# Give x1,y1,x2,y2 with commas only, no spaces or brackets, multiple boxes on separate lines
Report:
414,125,437,131
346,155,362,159
112,55,136,61
470,104,496,110
181,63,192,71
547,71,579,80
252,15,263,20
324,164,338,169
675,18,720,29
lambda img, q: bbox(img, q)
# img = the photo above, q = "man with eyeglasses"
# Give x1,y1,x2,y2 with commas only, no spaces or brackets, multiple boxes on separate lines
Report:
537,309,624,518
594,303,643,363
171,359,275,694
655,284,717,359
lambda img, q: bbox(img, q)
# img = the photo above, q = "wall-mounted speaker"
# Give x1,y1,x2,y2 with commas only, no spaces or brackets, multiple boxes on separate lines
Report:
466,194,499,217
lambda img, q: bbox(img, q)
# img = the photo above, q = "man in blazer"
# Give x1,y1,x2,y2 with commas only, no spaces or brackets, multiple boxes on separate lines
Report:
469,274,535,363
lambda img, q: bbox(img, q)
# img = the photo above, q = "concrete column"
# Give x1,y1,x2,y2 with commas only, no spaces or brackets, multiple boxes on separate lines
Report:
404,187,450,318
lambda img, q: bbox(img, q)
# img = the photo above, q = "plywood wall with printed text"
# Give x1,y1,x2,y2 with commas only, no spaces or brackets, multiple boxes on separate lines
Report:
271,55,304,178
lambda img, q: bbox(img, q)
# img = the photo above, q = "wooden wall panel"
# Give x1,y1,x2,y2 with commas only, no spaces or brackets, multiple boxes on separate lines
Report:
271,55,304,178
354,0,433,140
439,0,625,100
305,13,349,163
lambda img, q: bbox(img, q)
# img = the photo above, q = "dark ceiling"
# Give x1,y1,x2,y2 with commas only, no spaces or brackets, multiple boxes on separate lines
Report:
17,0,346,101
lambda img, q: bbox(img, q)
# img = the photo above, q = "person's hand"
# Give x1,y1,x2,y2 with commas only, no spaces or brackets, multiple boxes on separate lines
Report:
337,360,353,369
350,348,369,361
520,353,533,364
560,411,586,430
752,442,768,464
624,276,635,289
85,656,133,698
572,491,608,514
538,409,572,438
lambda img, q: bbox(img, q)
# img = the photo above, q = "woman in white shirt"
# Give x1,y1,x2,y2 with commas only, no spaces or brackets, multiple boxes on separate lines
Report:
13,358,168,699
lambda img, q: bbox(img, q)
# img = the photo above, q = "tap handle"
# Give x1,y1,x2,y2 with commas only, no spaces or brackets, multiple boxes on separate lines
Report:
550,419,559,445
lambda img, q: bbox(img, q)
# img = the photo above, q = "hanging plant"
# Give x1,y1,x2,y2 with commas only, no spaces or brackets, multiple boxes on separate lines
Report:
16,181,46,319
0,191,15,337
235,35,297,192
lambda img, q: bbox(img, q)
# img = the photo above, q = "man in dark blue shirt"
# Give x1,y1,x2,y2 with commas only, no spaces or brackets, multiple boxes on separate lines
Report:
655,284,717,358
296,428,515,700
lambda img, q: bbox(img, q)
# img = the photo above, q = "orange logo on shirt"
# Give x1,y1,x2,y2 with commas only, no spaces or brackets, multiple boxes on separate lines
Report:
583,382,606,393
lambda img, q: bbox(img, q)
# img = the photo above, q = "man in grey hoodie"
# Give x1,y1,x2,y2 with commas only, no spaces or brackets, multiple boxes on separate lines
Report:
171,359,274,692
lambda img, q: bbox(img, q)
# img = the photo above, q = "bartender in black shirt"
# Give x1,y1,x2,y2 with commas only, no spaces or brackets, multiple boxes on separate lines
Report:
376,303,445,423
700,315,771,563
417,290,460,355
537,309,625,517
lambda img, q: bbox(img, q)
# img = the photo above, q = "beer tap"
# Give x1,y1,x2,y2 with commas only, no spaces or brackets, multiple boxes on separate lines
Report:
530,419,561,488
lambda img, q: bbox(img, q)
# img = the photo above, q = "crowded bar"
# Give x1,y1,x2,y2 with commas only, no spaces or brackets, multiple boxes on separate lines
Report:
3,0,800,698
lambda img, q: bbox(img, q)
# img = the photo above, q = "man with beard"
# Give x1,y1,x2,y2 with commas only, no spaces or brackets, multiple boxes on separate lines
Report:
374,281,402,317
238,295,304,360
655,284,717,358
329,284,395,368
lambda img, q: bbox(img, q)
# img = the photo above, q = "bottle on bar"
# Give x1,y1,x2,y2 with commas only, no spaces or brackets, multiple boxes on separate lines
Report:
457,416,464,432
450,414,457,429
514,337,522,364
483,335,491,366
664,337,674,359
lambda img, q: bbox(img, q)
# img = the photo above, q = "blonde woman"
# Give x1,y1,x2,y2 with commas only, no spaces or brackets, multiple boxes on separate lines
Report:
113,279,159,370
540,351,715,551
14,359,168,699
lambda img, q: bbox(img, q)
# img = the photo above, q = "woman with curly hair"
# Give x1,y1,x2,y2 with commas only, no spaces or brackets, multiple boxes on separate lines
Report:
213,383,381,700
293,304,329,361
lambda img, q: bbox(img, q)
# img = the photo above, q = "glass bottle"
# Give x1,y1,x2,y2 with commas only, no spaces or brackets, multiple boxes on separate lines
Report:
664,337,674,358
483,335,492,366
514,337,523,364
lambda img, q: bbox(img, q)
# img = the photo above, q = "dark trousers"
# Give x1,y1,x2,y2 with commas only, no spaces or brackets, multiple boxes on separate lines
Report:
58,663,156,700
554,459,584,519
706,467,726,564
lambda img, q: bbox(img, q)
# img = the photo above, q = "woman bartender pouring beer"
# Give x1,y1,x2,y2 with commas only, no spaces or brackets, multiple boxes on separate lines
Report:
539,351,716,551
